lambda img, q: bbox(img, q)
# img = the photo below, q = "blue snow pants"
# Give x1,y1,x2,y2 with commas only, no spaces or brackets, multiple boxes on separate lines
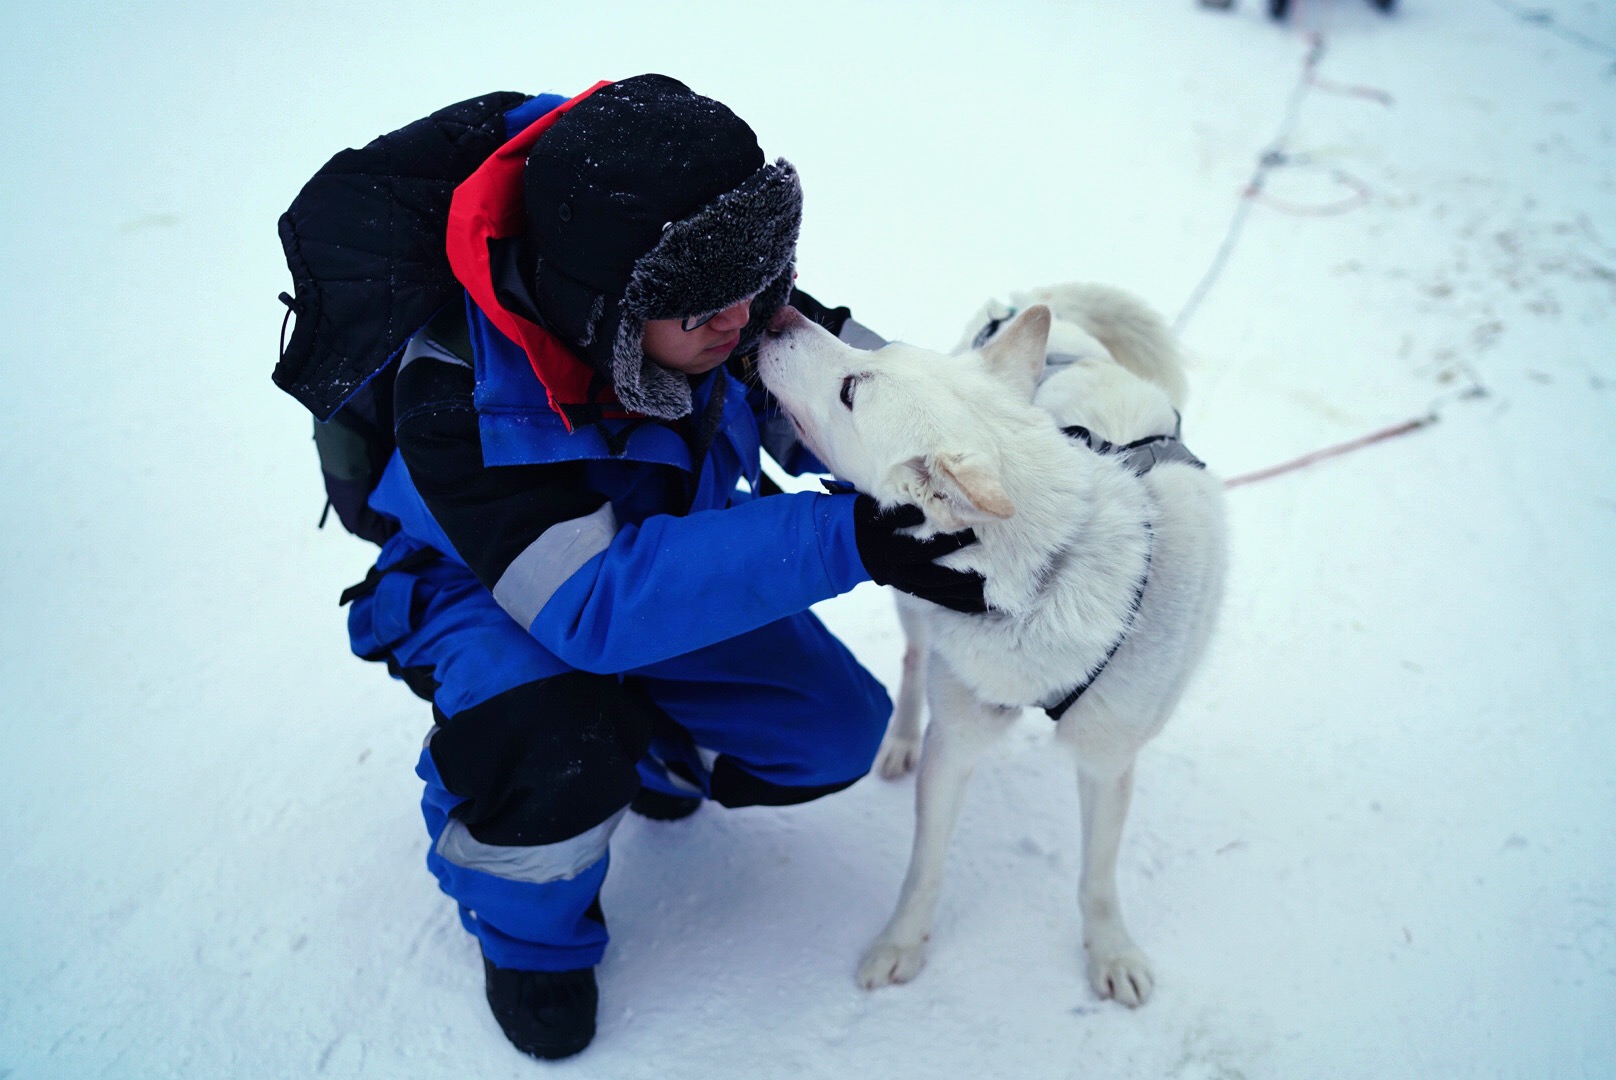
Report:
347,536,890,972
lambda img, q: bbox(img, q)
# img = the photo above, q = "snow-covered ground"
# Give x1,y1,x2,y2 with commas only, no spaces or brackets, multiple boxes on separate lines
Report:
3,1,1613,1077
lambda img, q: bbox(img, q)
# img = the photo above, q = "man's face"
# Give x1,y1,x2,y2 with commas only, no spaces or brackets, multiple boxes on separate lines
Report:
641,294,755,375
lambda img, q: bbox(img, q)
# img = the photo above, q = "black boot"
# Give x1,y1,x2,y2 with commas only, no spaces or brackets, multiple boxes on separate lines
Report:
482,956,598,1060
629,786,702,821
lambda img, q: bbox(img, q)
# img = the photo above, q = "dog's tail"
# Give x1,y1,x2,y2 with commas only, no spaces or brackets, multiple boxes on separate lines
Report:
1019,283,1188,410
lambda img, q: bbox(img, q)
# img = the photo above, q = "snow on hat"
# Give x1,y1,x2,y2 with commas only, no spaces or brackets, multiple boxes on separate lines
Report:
522,74,802,419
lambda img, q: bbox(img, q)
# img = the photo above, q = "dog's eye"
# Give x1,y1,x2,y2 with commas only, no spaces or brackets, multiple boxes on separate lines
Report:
839,374,859,410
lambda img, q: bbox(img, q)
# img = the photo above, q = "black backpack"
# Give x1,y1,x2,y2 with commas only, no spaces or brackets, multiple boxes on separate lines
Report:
274,91,531,544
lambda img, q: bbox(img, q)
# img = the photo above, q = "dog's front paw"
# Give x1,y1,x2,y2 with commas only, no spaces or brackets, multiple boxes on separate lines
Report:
1086,945,1154,1007
856,937,928,989
874,734,922,779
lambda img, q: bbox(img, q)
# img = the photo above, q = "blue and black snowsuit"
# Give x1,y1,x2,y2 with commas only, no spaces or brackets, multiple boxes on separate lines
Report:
338,90,891,973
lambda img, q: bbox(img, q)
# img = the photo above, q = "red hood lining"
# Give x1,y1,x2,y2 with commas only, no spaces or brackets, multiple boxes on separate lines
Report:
444,81,625,432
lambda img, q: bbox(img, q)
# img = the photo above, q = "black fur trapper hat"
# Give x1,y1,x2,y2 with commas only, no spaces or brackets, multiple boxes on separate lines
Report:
520,74,802,419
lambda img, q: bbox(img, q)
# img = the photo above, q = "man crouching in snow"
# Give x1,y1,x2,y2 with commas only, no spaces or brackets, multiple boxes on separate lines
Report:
335,75,985,1060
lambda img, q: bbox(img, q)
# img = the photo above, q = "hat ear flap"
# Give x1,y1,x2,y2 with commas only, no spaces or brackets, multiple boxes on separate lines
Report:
607,160,802,420
621,159,802,321
610,314,695,419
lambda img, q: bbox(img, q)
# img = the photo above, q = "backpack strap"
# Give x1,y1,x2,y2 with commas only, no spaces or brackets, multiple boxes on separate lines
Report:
337,545,444,606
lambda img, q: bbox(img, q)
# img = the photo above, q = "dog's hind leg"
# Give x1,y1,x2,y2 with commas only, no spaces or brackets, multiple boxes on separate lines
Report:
875,598,929,779
1074,754,1155,1006
858,661,1016,989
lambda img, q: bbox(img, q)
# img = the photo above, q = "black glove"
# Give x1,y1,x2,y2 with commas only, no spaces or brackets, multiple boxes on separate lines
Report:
789,287,887,350
850,494,988,614
787,287,853,336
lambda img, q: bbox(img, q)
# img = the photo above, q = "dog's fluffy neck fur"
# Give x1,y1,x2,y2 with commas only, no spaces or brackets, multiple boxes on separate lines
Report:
904,332,1167,707
940,393,1155,624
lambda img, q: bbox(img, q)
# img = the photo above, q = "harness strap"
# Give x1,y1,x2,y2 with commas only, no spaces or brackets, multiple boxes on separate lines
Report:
1060,418,1206,477
1040,522,1152,721
1039,419,1199,720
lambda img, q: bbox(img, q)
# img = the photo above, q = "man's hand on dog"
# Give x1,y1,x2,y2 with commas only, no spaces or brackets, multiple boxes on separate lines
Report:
848,494,988,614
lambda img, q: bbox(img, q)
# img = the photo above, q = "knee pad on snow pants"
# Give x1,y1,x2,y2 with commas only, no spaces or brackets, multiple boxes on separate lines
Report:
417,649,883,969
429,671,653,846
431,666,871,843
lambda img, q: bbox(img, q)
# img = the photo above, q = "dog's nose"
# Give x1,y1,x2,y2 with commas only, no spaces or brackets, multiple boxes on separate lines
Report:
768,304,805,334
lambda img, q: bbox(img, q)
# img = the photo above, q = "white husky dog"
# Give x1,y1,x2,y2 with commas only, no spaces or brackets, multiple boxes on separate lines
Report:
756,283,1226,1005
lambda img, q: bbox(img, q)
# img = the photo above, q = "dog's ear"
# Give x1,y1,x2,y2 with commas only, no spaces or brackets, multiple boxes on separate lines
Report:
889,451,1015,530
935,452,1015,523
978,304,1050,398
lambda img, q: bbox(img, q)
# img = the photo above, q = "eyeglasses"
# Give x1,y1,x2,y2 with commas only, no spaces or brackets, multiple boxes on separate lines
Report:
680,293,759,333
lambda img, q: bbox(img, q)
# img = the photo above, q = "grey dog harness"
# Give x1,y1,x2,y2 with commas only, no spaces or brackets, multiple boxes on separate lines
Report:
1059,413,1207,477
969,308,1209,718
1035,420,1205,721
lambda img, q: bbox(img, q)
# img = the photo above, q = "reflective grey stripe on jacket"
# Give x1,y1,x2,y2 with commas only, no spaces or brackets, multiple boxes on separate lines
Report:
492,503,619,629
435,807,627,884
